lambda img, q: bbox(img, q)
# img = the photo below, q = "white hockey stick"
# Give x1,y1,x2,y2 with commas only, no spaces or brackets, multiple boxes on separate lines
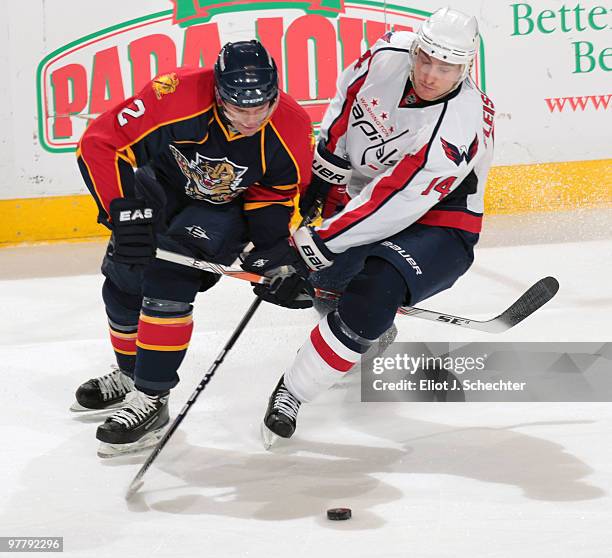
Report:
156,249,559,334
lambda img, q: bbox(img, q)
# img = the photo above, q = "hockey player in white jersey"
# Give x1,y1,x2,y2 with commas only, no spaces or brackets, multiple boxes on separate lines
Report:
260,7,496,445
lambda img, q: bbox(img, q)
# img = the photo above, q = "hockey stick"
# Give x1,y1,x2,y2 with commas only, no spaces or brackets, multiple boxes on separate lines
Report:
125,297,262,500
156,249,559,334
125,208,320,499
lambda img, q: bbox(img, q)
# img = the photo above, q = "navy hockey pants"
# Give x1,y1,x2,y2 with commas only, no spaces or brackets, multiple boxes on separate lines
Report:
311,223,479,341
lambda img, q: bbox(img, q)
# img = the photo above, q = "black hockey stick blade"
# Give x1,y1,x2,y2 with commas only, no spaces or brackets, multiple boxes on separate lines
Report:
393,276,559,333
484,276,559,333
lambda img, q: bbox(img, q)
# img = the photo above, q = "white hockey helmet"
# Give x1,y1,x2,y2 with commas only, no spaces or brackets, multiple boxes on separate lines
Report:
414,7,479,81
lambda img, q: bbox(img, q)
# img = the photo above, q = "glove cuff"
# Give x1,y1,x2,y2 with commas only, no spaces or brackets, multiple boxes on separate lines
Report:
312,142,351,186
292,226,334,272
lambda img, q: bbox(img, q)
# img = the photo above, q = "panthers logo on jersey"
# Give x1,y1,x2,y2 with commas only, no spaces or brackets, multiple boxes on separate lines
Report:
169,145,249,203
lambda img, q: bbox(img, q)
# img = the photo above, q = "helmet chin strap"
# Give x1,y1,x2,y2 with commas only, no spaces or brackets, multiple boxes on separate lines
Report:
214,88,240,133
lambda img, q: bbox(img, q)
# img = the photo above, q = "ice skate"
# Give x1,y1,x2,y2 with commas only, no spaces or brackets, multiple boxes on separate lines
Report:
70,365,134,415
261,375,301,450
96,389,169,458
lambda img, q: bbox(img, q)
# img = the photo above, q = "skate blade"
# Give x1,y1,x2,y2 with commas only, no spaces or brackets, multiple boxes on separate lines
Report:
97,428,166,459
260,421,281,451
70,400,125,415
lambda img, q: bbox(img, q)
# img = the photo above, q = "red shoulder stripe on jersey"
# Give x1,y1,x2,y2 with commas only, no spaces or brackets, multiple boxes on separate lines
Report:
416,210,482,233
326,73,367,153
317,143,428,241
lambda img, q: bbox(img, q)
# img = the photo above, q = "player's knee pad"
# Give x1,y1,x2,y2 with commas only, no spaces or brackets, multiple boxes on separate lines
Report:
141,297,192,315
338,257,407,340
327,310,375,354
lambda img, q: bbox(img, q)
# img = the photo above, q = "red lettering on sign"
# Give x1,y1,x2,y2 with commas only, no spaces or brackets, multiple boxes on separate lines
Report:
182,23,221,67
365,20,388,47
256,17,285,89
42,8,442,149
285,15,337,100
50,64,88,138
392,24,414,32
129,34,177,92
338,17,364,67
89,47,126,116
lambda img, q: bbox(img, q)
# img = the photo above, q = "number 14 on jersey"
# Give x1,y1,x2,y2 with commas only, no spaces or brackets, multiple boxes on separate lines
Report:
421,176,457,201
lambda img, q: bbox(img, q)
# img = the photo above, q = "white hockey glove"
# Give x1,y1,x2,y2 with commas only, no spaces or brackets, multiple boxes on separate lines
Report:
291,226,335,272
299,142,351,218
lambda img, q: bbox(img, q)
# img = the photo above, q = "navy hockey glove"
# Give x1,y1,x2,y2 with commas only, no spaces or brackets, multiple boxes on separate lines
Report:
108,198,156,265
241,241,314,309
299,142,351,219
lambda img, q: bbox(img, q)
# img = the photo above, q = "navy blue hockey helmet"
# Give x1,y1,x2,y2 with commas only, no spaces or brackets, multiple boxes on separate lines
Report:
214,40,278,107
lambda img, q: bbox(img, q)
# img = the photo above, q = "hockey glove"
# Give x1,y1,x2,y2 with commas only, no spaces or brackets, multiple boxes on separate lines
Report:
241,241,314,309
291,226,335,272
108,198,156,265
299,142,351,219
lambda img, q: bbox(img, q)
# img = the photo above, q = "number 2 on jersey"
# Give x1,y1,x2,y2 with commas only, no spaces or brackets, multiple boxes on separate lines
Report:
117,100,145,127
421,176,457,201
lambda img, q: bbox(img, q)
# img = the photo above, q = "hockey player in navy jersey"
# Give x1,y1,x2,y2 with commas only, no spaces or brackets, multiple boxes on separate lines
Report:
71,40,314,456
261,8,496,444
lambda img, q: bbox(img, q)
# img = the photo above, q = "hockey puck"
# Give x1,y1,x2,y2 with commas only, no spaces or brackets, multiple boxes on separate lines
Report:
327,507,352,520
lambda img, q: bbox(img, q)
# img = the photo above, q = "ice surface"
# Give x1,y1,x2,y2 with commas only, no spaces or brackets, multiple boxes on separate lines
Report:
1,212,611,557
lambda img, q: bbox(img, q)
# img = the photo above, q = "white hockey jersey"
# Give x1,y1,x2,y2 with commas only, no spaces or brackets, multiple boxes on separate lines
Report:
314,31,495,254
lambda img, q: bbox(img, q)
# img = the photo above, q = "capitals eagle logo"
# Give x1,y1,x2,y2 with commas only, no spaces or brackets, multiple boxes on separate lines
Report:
441,134,479,166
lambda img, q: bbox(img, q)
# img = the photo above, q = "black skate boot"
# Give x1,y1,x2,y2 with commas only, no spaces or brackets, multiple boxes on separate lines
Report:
96,389,169,458
71,365,135,413
261,375,301,449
